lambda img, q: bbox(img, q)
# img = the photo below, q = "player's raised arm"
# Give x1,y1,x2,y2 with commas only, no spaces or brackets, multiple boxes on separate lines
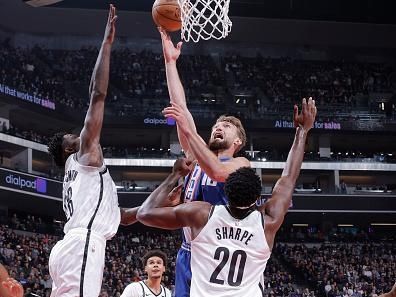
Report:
120,207,140,226
137,158,191,218
163,103,250,182
138,199,210,230
78,5,117,167
137,158,209,229
159,28,205,158
263,98,317,247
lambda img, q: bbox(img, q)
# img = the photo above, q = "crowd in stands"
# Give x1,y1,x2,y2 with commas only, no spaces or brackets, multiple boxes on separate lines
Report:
1,213,310,297
0,41,82,109
1,38,394,120
275,226,396,243
0,224,58,297
1,213,396,296
277,242,395,297
0,124,50,144
223,55,392,108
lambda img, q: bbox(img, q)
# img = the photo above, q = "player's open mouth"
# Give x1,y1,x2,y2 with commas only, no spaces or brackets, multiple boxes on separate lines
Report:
214,133,223,140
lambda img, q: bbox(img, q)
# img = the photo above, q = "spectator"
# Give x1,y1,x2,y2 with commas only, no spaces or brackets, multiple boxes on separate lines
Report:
340,180,347,194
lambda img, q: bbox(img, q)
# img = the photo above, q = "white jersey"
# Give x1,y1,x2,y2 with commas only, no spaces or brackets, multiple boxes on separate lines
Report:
62,154,120,239
120,281,172,297
190,205,271,297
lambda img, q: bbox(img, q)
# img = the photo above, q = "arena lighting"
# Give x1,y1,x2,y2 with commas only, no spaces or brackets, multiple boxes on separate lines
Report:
54,220,62,223
380,102,385,111
23,0,64,7
292,224,308,227
337,224,354,227
370,223,396,226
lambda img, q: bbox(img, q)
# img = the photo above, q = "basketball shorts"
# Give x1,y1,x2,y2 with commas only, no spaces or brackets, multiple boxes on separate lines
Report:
49,228,106,297
174,247,192,297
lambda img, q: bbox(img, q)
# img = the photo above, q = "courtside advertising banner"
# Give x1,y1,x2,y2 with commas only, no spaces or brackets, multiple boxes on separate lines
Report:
0,168,62,199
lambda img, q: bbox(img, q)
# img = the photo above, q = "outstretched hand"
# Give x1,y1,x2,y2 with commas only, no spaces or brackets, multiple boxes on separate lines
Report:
1,278,24,297
103,4,117,44
167,158,194,206
293,97,317,131
163,103,192,136
159,27,183,63
172,157,194,176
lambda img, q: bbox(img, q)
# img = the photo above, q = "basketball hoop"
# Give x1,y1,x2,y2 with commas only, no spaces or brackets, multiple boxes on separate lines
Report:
177,0,232,42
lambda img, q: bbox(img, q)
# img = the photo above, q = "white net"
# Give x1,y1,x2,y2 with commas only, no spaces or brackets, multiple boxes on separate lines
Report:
177,0,232,42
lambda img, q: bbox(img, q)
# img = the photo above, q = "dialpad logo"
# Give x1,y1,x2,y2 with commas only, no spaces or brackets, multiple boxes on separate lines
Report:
144,118,176,126
5,174,47,193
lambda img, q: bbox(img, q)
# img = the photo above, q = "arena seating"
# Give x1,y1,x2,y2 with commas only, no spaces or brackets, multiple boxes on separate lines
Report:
1,39,393,120
1,213,394,297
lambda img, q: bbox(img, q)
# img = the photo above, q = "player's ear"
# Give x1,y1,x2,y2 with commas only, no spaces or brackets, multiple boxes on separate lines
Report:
234,138,242,146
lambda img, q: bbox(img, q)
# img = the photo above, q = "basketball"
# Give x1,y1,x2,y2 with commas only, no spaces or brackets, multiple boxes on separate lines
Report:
152,0,182,32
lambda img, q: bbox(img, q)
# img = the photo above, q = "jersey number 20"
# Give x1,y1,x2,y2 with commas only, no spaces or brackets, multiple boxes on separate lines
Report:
209,247,247,287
